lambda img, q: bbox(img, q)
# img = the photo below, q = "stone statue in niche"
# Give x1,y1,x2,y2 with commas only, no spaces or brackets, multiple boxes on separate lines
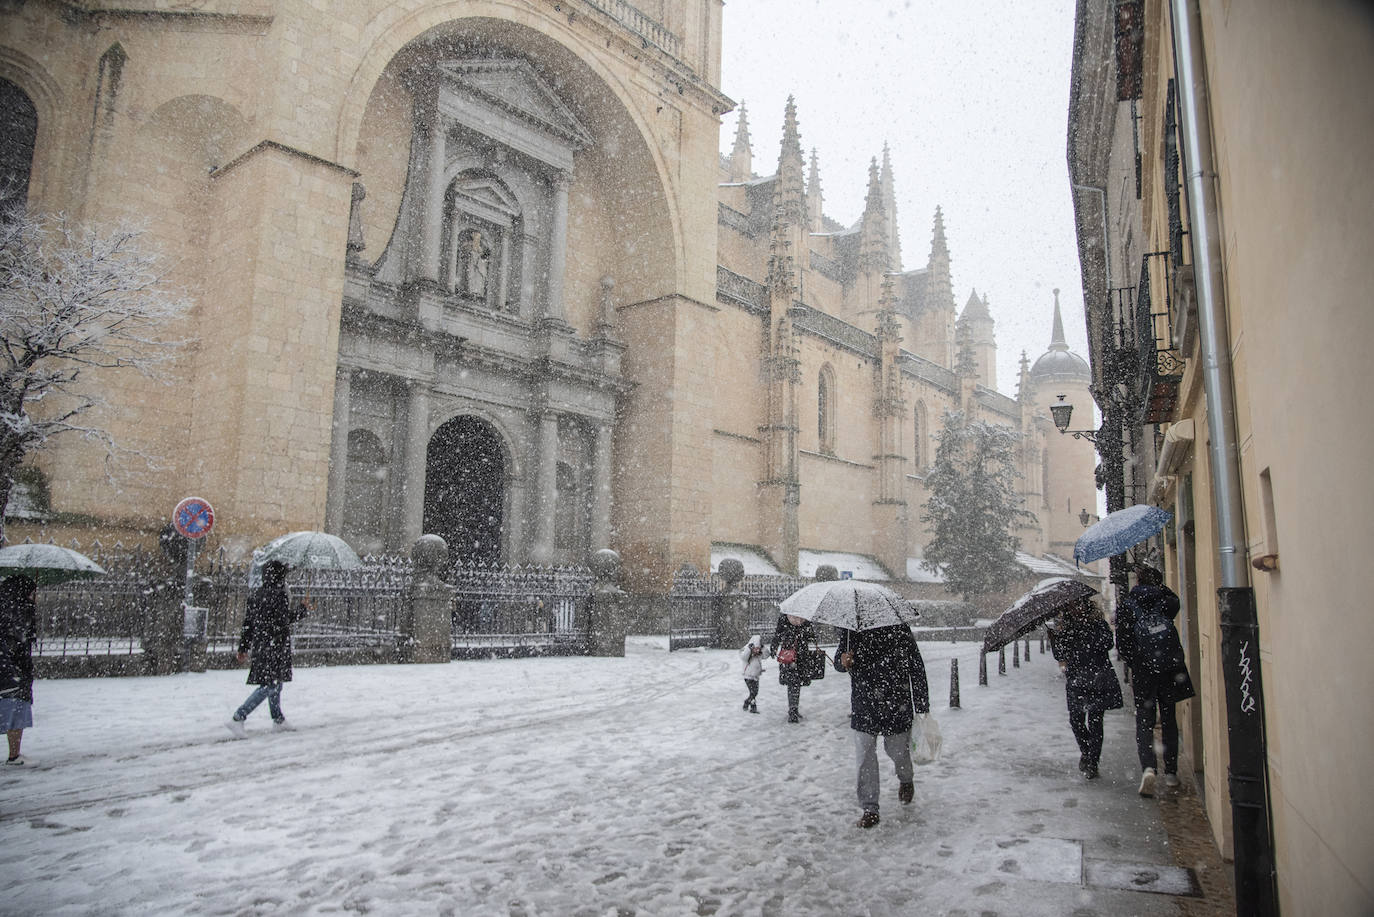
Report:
460,229,492,299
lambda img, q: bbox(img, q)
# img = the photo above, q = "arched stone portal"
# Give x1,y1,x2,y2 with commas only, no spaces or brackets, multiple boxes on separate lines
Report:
423,416,506,563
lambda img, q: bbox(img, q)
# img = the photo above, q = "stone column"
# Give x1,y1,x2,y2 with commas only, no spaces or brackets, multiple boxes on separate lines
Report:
405,534,453,664
545,172,570,322
324,366,353,533
496,230,511,311
530,410,559,563
588,549,628,657
400,381,432,545
418,93,447,285
590,421,614,552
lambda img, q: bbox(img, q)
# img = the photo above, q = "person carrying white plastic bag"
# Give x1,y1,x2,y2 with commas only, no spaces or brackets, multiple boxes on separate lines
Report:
911,711,943,765
834,623,929,829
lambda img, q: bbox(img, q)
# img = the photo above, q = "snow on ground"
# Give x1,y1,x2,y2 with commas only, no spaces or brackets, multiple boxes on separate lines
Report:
0,638,1199,916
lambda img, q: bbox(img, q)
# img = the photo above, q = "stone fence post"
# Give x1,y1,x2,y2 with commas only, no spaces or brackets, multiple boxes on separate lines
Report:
713,558,750,648
587,548,628,657
405,534,453,663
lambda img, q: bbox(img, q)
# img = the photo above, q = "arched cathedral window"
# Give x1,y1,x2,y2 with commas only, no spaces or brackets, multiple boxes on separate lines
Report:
818,365,836,454
913,400,928,470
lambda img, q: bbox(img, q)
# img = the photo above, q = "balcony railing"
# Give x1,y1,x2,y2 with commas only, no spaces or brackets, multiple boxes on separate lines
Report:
580,0,681,57
1136,252,1184,424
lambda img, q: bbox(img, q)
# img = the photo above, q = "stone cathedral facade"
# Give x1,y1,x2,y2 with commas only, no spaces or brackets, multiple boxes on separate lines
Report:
1,0,1092,589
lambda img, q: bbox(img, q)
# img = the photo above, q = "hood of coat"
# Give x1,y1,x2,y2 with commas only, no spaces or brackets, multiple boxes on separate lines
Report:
1130,584,1180,619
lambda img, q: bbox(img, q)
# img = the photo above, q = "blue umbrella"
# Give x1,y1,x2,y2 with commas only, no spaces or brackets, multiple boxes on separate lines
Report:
1074,505,1173,565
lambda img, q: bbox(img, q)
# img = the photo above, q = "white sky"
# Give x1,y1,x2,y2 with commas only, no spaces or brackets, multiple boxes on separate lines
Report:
719,0,1090,397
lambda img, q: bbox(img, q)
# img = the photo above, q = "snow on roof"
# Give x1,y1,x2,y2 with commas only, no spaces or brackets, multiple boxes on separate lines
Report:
906,557,947,583
1015,552,1070,576
798,549,890,581
709,544,780,575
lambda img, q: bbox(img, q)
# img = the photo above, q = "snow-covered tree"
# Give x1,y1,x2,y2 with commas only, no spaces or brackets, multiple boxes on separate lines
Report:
920,410,1036,600
0,204,189,539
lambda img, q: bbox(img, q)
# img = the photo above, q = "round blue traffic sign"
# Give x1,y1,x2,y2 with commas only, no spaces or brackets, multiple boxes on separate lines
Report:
173,497,215,539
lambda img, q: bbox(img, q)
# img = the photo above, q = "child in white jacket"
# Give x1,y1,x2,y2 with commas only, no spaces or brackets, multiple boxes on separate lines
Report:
740,635,764,713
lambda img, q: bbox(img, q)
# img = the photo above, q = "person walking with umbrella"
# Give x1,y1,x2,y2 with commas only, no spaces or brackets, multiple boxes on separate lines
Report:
226,560,311,737
769,566,833,724
1047,595,1122,779
1116,564,1195,796
834,622,929,828
0,575,37,765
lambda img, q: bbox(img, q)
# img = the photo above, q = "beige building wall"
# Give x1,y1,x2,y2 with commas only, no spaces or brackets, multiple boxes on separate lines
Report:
3,0,729,569
1099,2,1374,911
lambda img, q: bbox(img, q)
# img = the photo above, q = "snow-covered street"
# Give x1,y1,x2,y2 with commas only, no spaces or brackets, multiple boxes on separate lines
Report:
1,638,1216,915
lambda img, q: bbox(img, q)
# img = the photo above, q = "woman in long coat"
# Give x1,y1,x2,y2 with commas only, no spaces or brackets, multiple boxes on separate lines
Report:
0,575,37,765
1049,597,1123,779
768,613,816,723
834,624,929,828
227,561,309,737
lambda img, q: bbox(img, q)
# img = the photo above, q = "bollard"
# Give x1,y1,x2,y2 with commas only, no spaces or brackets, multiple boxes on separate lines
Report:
979,652,988,686
1013,638,1020,668
949,658,961,708
998,645,1006,676
1025,637,1032,661
1040,632,1046,654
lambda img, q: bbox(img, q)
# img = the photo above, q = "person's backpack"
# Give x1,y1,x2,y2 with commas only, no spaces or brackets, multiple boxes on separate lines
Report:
1133,606,1184,675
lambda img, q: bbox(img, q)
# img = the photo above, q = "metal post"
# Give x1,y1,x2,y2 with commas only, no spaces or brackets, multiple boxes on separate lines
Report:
978,652,988,686
1040,632,1045,654
1012,639,1020,668
949,658,961,708
1025,637,1032,661
998,646,1006,676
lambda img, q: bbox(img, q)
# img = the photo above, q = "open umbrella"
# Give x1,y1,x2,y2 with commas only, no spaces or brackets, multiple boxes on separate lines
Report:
1074,504,1173,565
250,531,361,585
778,580,920,631
981,577,1097,654
0,543,106,586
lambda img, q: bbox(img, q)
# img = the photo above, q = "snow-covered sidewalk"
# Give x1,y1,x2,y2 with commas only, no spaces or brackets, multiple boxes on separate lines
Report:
0,638,1209,915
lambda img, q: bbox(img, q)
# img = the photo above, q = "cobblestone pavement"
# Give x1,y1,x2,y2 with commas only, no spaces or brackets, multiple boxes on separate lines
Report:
1154,769,1237,916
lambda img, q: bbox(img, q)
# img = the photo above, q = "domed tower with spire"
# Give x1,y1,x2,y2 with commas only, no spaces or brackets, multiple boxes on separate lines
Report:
1028,289,1097,559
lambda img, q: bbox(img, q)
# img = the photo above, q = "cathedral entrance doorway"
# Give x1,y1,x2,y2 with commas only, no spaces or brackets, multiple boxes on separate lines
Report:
423,416,506,564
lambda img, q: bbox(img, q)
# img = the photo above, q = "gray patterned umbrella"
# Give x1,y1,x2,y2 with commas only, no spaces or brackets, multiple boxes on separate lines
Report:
981,578,1098,654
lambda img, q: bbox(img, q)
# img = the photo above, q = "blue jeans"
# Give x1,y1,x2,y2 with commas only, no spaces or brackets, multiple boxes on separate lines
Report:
234,682,284,722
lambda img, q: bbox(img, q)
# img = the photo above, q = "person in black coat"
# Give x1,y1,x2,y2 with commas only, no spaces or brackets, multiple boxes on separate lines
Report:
1115,565,1195,796
1048,596,1123,780
227,561,310,737
0,575,37,765
768,612,816,723
834,623,929,828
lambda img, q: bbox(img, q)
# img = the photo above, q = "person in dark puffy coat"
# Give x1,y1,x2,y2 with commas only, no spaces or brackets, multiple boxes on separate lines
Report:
768,612,816,723
1048,596,1123,780
1115,565,1195,796
834,623,929,828
226,561,310,737
0,575,37,765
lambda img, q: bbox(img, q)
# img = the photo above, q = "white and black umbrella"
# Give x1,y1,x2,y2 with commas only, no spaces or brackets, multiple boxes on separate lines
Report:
0,543,106,586
778,580,920,631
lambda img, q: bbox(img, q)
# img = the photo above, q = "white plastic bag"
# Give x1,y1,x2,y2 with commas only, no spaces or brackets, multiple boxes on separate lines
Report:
911,713,943,765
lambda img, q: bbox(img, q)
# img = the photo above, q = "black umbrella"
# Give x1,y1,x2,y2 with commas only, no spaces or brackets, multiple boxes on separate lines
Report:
981,578,1098,654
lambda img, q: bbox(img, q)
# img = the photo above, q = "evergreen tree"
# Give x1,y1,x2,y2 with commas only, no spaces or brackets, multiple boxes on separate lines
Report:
920,410,1036,599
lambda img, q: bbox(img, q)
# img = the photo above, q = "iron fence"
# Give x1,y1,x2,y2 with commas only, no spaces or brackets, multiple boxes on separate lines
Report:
34,544,165,658
666,569,830,651
448,561,593,658
12,538,594,666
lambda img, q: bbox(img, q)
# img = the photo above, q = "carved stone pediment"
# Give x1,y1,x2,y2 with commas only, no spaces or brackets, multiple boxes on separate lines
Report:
437,59,592,170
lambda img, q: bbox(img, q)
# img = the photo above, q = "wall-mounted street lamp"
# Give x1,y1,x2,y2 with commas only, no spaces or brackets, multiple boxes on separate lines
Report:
1079,508,1097,527
1050,394,1100,443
